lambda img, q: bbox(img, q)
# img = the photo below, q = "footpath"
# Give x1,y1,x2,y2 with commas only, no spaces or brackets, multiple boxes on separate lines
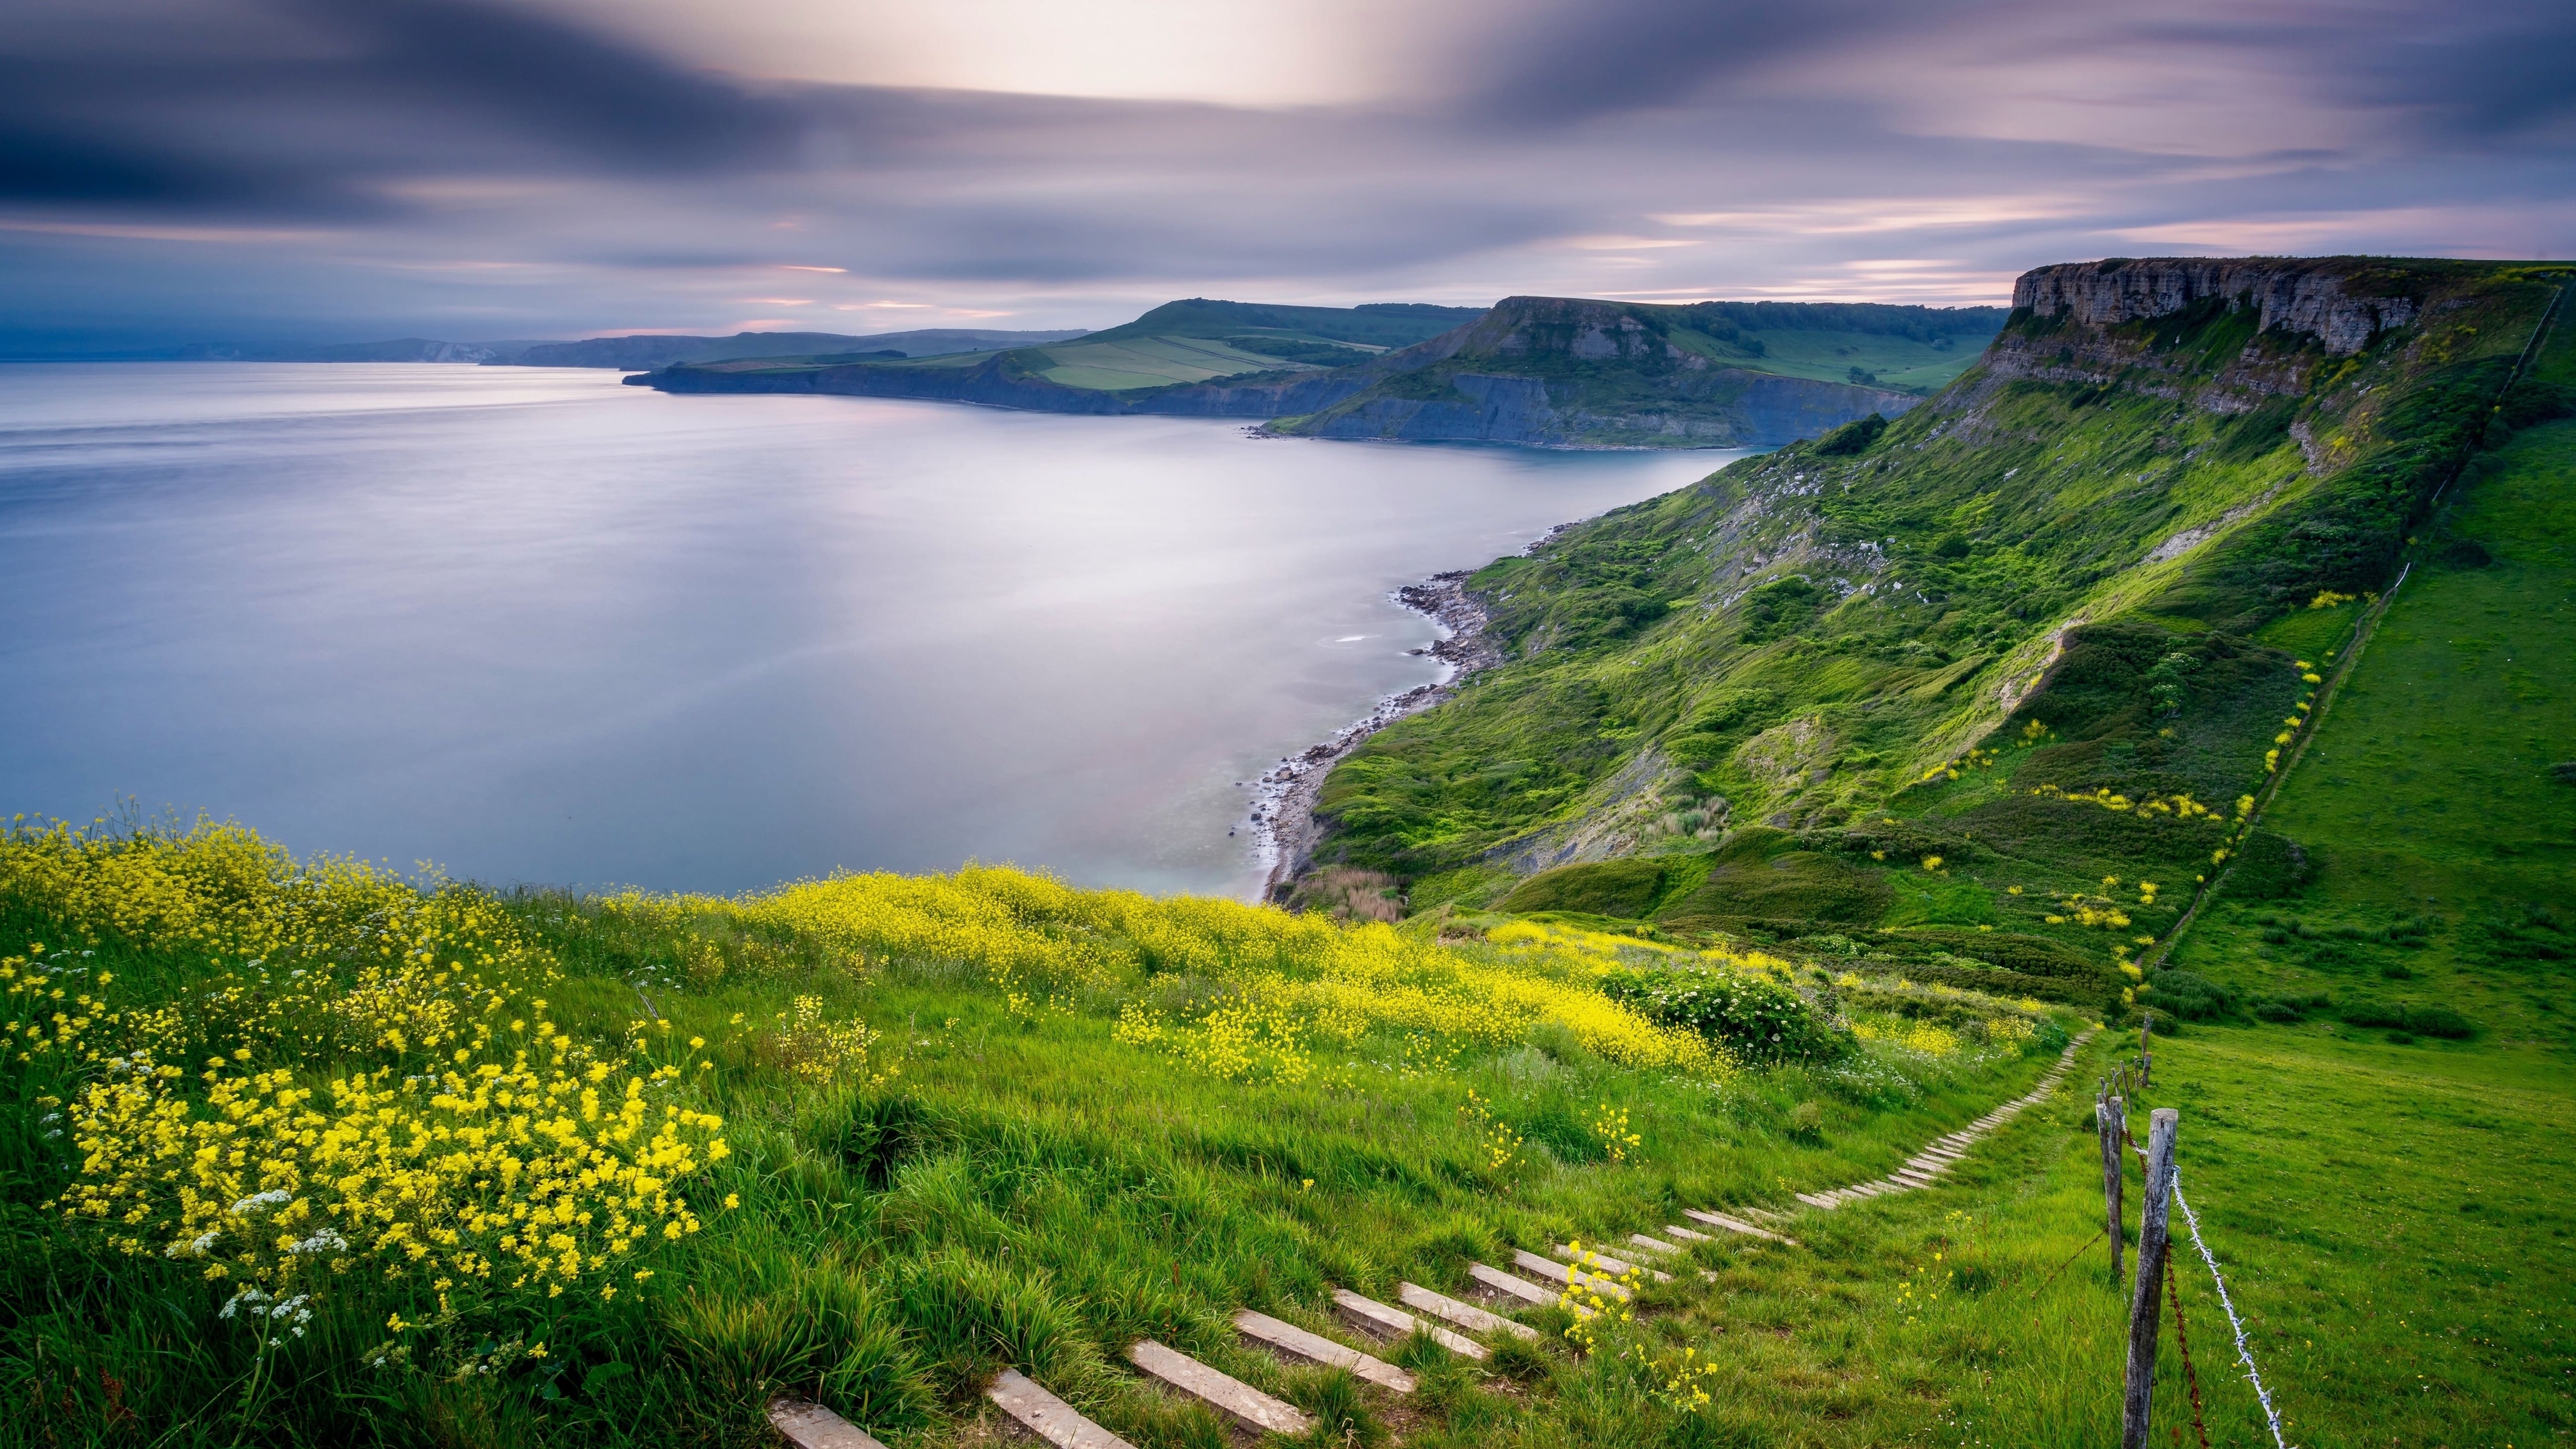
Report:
766,1030,2096,1448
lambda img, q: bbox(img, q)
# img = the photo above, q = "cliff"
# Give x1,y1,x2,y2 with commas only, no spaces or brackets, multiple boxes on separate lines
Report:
2011,257,2420,354
1262,296,1976,447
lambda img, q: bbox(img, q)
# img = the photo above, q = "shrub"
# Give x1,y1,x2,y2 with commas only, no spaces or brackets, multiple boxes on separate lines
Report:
2403,1004,2475,1040
1499,859,1666,917
2249,990,2331,1024
2138,968,2235,1021
1599,964,1849,1064
2467,905,2569,963
2498,377,2576,428
2333,999,2474,1035
1289,867,1405,923
1812,412,1889,455
2225,829,2314,901
1786,1100,1825,1142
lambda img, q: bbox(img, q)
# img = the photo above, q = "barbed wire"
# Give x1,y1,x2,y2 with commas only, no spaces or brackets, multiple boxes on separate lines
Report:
2166,1254,2212,1449
2172,1171,2293,1449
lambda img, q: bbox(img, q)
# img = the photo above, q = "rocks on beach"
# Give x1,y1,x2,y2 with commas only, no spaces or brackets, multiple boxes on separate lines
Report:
1250,569,1500,896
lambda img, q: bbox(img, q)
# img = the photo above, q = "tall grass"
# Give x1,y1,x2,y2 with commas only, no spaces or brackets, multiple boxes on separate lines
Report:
2,817,2067,1447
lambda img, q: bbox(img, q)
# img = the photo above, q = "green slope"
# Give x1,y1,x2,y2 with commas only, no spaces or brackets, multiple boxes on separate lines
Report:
1018,299,1486,389
2162,312,2576,1051
1079,298,1483,348
1303,259,2570,1007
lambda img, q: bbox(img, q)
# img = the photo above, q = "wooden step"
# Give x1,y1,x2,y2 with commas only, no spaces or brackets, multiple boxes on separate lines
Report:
1466,1262,1568,1311
1552,1244,1672,1282
1794,1192,1839,1209
986,1369,1134,1449
1398,1281,1540,1341
1739,1206,1794,1225
1680,1209,1799,1247
1331,1289,1488,1361
1664,1223,1713,1243
1624,1233,1681,1256
1510,1250,1634,1300
1126,1340,1310,1437
768,1399,890,1449
1233,1309,1415,1393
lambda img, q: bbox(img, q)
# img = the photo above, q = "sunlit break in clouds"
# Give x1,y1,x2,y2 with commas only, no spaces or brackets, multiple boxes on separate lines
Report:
3,0,2572,349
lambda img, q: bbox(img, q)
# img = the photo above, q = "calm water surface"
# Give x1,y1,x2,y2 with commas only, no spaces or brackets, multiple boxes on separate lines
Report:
0,364,1741,897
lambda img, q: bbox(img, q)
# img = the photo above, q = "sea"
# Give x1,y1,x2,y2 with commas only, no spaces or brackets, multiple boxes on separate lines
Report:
0,364,1742,899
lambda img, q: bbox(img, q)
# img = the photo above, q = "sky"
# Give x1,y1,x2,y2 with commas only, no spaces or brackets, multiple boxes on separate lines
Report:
4,0,2572,348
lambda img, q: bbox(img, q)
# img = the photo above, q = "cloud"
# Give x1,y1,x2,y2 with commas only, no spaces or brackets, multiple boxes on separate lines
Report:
0,0,2566,348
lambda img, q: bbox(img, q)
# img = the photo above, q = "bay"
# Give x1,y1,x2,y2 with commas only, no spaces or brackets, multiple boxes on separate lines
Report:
0,364,1739,898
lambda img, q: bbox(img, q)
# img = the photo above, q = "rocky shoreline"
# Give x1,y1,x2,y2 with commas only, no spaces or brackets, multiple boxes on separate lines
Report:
1247,529,1571,898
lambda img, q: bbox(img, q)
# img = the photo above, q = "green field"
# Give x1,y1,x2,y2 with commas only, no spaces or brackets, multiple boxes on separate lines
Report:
2167,406,2576,1053
1028,335,1318,391
1661,323,1983,393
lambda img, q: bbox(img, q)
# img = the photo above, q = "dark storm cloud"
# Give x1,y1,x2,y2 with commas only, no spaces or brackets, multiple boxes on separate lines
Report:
0,0,821,213
293,0,800,166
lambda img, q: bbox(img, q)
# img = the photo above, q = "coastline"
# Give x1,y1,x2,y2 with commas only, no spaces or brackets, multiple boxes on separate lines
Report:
1249,530,1568,899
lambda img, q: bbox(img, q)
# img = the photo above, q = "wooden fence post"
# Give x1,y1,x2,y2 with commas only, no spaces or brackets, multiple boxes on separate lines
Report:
2097,1092,2125,1281
2120,1108,2179,1449
2139,1012,2154,1086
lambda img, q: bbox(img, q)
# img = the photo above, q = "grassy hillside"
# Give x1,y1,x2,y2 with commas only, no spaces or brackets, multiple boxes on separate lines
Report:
5,820,2097,1447
1011,301,1485,391
1302,263,2568,1003
2161,312,2576,1053
10,819,2569,1447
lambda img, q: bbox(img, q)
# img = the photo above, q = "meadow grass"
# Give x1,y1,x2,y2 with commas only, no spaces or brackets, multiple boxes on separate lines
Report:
2171,412,2576,1051
1,824,2077,1448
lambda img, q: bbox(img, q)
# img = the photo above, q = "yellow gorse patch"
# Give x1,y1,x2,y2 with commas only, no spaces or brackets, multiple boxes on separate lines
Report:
57,1030,724,1302
648,869,1724,1080
4,819,730,1314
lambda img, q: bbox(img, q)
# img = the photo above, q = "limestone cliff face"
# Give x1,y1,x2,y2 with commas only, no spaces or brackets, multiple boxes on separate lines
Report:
2011,257,2420,356
1971,256,2438,415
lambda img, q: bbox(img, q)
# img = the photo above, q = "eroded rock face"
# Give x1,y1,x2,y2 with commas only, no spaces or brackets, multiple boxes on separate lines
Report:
2013,258,2420,356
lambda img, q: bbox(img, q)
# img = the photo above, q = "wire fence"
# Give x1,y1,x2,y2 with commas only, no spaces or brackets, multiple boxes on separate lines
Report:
2172,1171,2294,1449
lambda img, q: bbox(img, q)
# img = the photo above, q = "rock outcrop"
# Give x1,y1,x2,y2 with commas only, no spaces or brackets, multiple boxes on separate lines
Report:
2012,257,2421,356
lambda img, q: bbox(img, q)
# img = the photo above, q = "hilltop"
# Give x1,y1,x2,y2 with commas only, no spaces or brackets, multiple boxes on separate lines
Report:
635,296,1999,448
1263,296,1996,447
